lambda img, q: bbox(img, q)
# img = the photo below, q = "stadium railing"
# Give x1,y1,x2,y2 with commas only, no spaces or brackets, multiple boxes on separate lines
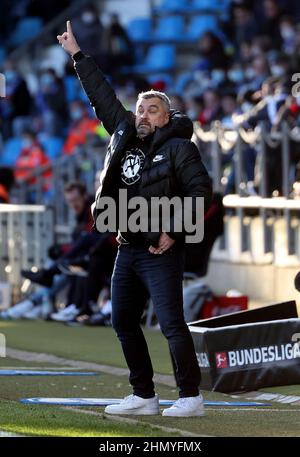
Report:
0,203,54,299
8,119,300,286
13,144,105,242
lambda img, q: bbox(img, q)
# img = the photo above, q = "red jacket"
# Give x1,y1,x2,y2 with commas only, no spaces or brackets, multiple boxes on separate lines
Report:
15,143,52,188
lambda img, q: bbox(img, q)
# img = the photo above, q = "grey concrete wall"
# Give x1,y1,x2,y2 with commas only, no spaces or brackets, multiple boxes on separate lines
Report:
207,260,300,304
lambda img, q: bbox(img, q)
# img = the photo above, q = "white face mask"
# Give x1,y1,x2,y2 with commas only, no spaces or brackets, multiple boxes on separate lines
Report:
271,65,285,77
211,70,226,84
81,12,95,24
280,27,295,40
200,78,212,90
245,68,256,80
228,69,245,83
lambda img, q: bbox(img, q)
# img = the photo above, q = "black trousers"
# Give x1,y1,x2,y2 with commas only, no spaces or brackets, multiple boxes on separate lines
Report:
111,243,201,398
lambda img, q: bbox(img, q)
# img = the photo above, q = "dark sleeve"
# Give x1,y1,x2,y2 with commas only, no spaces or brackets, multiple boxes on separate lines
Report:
168,141,212,243
73,54,131,135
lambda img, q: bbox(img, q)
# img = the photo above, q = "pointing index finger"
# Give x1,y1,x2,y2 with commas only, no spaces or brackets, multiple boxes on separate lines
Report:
66,20,72,34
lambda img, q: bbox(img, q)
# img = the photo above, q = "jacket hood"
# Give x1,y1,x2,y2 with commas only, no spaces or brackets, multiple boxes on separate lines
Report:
151,110,194,151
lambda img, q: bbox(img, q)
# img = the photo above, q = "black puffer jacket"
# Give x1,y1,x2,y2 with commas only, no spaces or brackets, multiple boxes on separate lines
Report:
74,55,212,246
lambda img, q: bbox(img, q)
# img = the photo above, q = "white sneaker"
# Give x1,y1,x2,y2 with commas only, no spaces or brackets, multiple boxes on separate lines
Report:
50,304,79,322
53,304,77,316
0,300,34,319
104,394,159,415
23,305,43,320
101,299,112,316
162,394,204,417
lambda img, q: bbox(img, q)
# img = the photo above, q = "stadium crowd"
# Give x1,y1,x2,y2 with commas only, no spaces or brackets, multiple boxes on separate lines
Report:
1,0,300,200
1,0,300,323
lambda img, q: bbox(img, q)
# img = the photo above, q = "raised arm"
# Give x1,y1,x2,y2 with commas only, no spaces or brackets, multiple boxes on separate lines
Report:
57,21,130,135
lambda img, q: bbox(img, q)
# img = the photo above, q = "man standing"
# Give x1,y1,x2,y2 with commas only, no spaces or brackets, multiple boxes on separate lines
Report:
57,21,212,417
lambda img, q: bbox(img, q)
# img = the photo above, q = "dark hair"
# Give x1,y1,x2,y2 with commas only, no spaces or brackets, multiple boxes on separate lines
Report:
64,181,87,195
22,129,36,139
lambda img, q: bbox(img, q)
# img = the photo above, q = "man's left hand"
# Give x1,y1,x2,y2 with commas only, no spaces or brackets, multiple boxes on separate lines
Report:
149,233,175,255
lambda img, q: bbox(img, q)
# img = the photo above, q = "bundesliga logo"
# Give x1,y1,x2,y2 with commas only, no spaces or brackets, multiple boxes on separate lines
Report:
215,342,300,369
215,352,228,368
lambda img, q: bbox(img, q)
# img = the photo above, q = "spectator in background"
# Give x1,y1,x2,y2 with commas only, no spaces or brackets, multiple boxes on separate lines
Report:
0,60,32,139
261,0,284,47
185,95,203,121
269,53,292,79
104,13,133,78
0,167,15,203
34,68,68,136
293,23,300,61
226,2,259,57
279,16,298,55
210,68,227,89
169,94,186,114
63,100,100,155
2,1,31,51
221,92,238,128
244,54,270,90
272,88,300,196
0,181,100,321
243,76,287,196
249,76,286,126
15,130,52,194
22,181,117,323
239,40,253,64
21,181,95,288
51,231,118,324
194,32,229,72
273,93,300,132
71,4,105,68
198,89,223,125
227,63,246,91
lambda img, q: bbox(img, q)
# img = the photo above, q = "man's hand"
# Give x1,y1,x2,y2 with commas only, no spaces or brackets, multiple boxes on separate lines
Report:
149,232,175,255
57,20,81,56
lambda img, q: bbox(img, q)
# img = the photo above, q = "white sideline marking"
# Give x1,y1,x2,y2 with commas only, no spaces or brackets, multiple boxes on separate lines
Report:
6,348,176,386
0,366,84,370
62,406,213,437
7,347,300,409
0,430,26,437
232,391,300,406
209,408,300,412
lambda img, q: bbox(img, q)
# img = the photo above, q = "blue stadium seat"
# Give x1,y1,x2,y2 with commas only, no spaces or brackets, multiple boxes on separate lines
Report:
153,16,185,42
154,0,190,14
186,15,218,40
174,72,194,93
133,45,176,73
0,138,22,166
190,0,231,19
189,0,221,12
8,17,43,48
64,76,79,103
40,136,63,160
64,75,88,103
126,18,152,43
